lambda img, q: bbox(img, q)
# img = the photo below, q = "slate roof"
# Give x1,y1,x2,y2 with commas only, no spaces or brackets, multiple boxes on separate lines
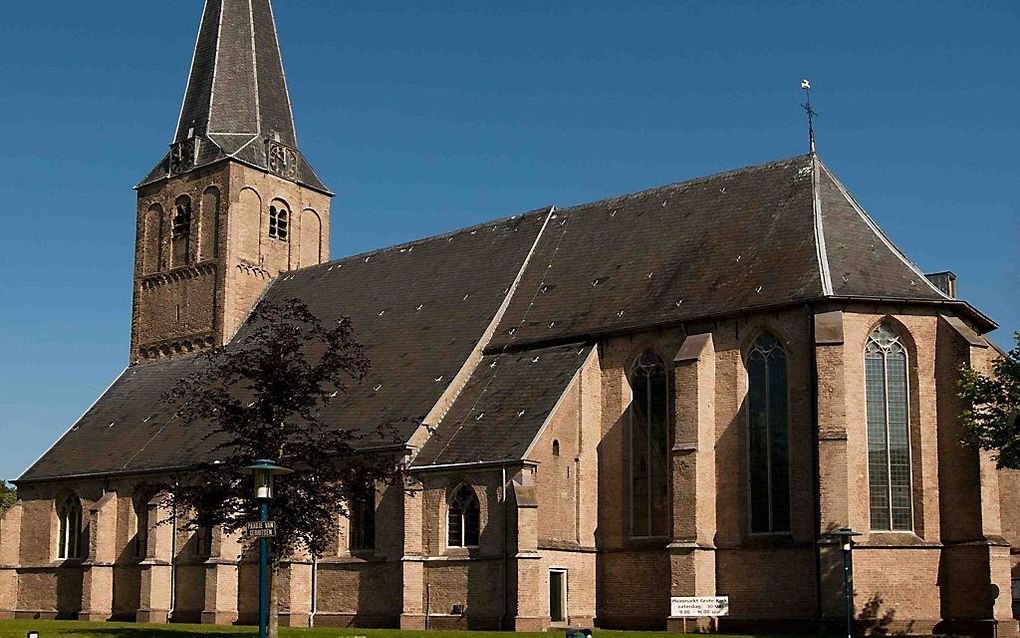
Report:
21,154,996,482
138,0,327,193
20,211,549,481
413,344,594,467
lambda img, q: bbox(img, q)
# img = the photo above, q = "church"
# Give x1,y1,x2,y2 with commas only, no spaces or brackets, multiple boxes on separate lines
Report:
2,1,1017,635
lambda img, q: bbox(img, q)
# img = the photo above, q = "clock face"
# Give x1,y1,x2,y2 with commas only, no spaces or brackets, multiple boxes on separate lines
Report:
267,141,298,180
170,138,197,175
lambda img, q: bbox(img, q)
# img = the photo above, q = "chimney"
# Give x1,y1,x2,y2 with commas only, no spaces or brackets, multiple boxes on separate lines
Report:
926,271,957,298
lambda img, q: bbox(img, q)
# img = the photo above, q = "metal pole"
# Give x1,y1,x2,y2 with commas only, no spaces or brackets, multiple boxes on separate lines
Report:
259,499,269,638
843,542,853,638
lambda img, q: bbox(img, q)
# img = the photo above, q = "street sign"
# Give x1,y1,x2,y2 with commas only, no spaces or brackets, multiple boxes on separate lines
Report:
245,521,277,538
670,596,729,618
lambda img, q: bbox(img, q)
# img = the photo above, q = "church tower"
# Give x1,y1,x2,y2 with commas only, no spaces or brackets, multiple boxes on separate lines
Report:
130,0,331,364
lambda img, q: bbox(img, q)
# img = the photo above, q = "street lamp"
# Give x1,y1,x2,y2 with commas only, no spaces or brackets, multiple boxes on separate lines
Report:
243,459,292,638
831,527,862,638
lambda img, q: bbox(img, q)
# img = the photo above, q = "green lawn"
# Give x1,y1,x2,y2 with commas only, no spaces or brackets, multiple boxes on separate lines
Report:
0,621,764,638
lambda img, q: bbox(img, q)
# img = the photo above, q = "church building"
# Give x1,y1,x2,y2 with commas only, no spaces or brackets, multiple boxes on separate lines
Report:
2,1,1018,635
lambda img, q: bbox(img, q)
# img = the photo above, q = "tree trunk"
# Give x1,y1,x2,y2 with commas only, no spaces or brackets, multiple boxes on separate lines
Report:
269,565,280,638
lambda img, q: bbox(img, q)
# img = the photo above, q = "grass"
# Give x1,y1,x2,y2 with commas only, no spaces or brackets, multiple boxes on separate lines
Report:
0,621,768,638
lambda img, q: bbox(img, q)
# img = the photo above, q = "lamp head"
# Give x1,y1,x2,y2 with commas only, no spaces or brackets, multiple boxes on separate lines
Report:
242,459,293,500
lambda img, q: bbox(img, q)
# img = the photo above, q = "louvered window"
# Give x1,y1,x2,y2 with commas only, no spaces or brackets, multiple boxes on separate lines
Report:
269,205,289,241
747,333,791,534
865,324,913,531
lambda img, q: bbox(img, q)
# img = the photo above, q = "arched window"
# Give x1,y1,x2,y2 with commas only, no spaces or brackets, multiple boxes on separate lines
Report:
447,485,480,548
746,333,791,534
629,350,669,538
552,440,561,457
865,323,913,531
57,496,83,559
269,204,289,241
172,196,192,266
349,488,376,552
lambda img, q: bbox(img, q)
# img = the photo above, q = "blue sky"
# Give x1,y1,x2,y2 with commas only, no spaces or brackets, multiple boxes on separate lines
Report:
0,1,1016,482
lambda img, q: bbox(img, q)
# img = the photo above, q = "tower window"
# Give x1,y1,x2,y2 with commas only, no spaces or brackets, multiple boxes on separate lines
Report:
269,205,289,241
865,323,913,531
746,333,791,534
447,485,480,548
57,496,84,560
629,350,669,538
173,197,192,266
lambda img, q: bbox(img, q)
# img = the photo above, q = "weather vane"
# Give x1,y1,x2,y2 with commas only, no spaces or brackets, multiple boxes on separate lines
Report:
801,79,818,155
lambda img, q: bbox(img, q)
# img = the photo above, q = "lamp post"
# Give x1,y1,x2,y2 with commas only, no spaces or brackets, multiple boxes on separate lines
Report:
243,460,292,638
831,527,861,638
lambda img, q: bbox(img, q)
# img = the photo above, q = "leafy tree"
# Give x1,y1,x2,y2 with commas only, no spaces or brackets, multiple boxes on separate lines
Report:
160,298,406,635
960,331,1020,469
0,482,16,512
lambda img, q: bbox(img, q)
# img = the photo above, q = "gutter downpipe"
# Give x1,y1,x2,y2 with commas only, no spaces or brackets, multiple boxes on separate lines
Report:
309,555,318,628
499,464,509,630
169,497,178,622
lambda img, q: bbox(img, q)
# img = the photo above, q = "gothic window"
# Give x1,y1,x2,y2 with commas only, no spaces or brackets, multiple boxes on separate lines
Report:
746,333,791,534
57,496,83,560
865,323,913,531
269,204,289,241
447,485,480,548
173,196,192,266
629,350,669,538
349,489,376,552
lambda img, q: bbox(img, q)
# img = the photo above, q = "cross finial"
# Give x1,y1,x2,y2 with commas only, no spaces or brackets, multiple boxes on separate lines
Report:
801,79,818,155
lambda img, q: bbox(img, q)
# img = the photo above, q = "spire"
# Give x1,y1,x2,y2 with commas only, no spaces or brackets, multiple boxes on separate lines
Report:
139,0,328,193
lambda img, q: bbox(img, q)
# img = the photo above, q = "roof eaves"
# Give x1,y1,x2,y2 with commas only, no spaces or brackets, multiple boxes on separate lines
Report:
17,367,129,482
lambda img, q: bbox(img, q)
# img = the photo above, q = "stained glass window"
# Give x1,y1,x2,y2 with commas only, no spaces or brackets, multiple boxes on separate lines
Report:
630,351,669,537
747,333,791,534
865,324,913,531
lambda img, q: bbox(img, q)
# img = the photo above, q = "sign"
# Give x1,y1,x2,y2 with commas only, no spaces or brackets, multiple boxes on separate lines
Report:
245,521,277,538
670,596,729,618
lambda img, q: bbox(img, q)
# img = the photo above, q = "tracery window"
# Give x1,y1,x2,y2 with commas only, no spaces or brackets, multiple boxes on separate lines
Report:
865,323,913,531
269,204,289,241
349,489,376,552
629,350,669,538
746,333,791,534
173,196,192,266
57,496,84,560
447,485,480,548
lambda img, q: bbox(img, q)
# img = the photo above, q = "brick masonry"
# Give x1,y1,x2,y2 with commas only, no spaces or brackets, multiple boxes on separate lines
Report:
3,304,1019,635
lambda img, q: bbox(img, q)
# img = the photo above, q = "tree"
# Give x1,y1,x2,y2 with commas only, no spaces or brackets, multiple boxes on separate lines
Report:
160,298,406,635
960,331,1020,469
0,482,16,513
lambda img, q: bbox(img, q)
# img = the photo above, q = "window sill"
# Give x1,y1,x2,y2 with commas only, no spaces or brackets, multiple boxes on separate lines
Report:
856,531,939,548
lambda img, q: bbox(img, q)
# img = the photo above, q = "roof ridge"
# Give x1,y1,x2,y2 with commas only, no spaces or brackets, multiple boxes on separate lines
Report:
554,153,813,214
283,206,555,278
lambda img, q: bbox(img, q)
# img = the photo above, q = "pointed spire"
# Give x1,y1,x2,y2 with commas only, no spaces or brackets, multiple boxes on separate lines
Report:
139,0,328,193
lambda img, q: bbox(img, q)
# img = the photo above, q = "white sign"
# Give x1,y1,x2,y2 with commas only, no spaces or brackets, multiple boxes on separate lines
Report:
671,596,729,618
